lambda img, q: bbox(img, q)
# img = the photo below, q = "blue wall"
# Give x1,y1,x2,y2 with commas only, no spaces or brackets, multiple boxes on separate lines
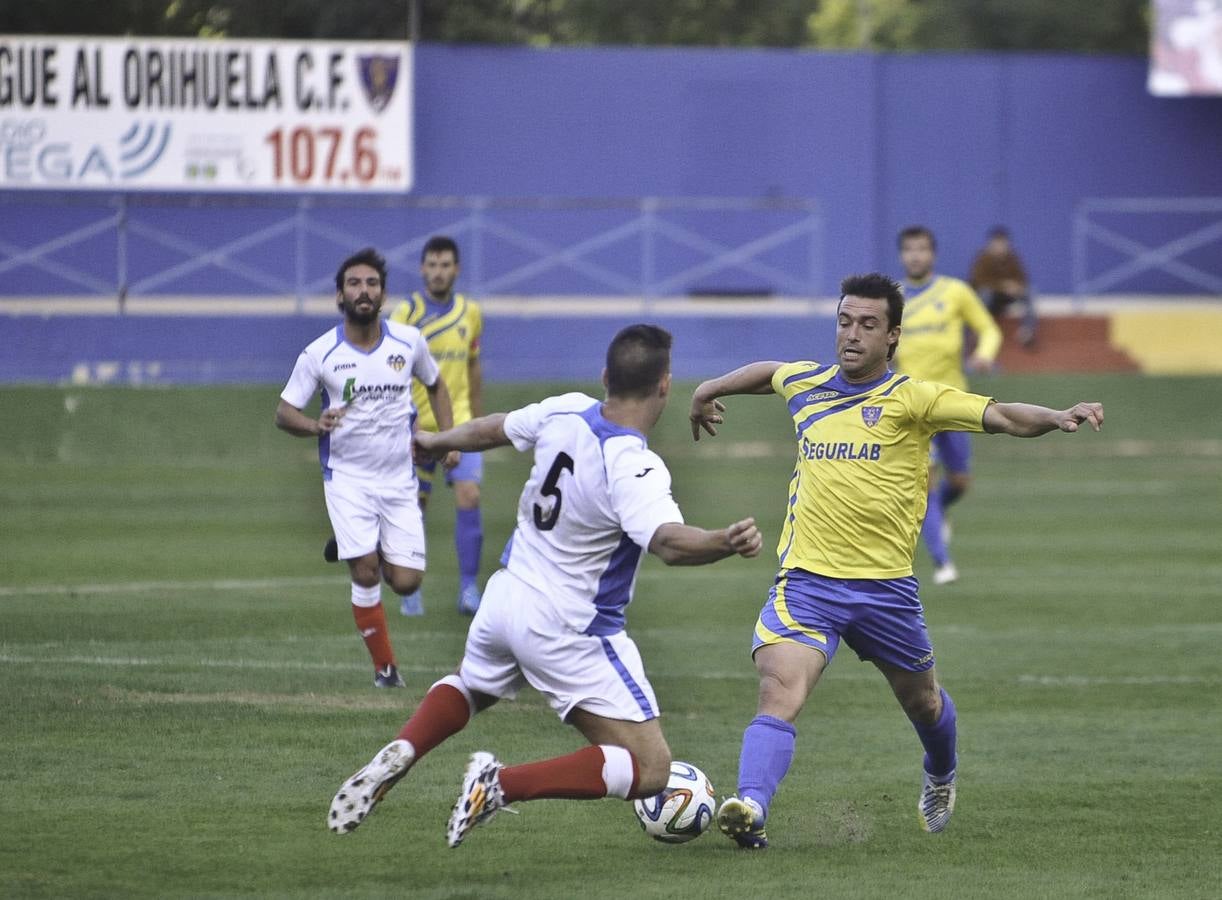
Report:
411,46,1222,293
3,45,1221,300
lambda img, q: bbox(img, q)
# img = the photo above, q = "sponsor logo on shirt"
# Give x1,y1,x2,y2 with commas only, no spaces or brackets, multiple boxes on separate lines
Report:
333,362,357,372
386,353,407,372
800,436,881,461
342,380,407,403
806,390,839,403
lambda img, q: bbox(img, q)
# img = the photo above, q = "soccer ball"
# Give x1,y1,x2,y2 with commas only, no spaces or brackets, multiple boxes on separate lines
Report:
632,761,716,844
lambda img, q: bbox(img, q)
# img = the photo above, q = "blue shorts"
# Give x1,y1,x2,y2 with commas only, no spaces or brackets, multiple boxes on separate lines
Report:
752,569,935,672
931,431,972,475
417,451,483,495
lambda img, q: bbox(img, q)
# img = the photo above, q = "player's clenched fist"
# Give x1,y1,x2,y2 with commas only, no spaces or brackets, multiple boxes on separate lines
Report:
727,517,762,558
317,406,347,433
413,430,441,460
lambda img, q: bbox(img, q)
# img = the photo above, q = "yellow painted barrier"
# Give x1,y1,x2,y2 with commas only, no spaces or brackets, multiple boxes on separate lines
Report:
1110,308,1222,374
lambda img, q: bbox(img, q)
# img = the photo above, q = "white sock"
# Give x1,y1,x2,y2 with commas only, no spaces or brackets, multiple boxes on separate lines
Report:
351,582,381,608
600,745,635,799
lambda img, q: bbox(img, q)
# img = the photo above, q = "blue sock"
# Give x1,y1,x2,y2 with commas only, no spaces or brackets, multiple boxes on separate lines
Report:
912,688,957,779
737,714,796,822
938,478,964,509
455,508,483,591
922,489,950,566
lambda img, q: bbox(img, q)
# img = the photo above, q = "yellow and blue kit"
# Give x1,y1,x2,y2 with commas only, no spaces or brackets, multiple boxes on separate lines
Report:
894,275,1001,391
769,361,992,580
389,291,483,431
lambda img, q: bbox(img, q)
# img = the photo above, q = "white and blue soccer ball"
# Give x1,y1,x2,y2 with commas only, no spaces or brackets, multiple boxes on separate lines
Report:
632,761,716,844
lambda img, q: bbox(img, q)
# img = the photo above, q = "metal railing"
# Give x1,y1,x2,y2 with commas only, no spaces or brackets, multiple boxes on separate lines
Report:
0,193,824,311
1072,197,1222,303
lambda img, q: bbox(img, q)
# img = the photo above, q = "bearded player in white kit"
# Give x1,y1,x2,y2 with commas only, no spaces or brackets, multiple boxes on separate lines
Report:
326,324,763,846
276,247,456,688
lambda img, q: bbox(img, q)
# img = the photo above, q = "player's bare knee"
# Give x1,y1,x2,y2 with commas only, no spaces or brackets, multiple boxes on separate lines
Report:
387,568,423,595
632,744,672,797
455,481,480,509
902,684,942,725
347,555,381,588
756,671,805,721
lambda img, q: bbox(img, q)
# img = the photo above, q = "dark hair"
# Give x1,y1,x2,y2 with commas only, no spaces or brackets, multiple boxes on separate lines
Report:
421,235,460,264
605,324,673,399
988,225,1011,239
839,273,904,360
335,247,388,292
897,225,937,251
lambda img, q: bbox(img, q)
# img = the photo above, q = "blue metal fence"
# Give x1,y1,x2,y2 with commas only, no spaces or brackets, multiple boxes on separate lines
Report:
0,193,824,307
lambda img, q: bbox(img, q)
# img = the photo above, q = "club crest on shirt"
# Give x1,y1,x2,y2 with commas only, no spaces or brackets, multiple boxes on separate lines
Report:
861,405,883,427
386,353,407,372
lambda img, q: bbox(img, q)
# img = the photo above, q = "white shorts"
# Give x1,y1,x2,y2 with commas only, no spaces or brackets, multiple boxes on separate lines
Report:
323,472,426,570
459,569,660,723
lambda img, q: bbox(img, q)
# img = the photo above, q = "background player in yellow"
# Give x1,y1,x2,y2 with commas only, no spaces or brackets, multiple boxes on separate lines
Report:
391,236,486,616
688,272,1103,847
895,225,1003,584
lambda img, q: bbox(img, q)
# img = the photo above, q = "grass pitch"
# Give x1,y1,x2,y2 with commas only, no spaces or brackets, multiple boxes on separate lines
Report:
1,374,1220,898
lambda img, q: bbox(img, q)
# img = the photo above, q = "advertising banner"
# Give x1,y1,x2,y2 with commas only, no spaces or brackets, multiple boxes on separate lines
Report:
1150,0,1222,96
0,35,412,191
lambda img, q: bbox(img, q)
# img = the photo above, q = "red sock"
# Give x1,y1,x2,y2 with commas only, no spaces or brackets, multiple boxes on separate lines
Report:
352,603,395,671
499,745,609,802
396,681,472,756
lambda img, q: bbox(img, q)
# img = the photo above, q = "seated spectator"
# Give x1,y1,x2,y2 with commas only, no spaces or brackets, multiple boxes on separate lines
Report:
969,227,1037,347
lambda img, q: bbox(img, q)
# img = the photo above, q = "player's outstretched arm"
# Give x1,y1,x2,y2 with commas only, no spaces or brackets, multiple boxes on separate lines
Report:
648,517,762,566
275,398,345,437
416,413,512,459
690,362,786,440
983,400,1104,438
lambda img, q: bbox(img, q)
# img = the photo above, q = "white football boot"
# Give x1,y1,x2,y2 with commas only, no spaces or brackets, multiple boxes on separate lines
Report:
327,739,415,834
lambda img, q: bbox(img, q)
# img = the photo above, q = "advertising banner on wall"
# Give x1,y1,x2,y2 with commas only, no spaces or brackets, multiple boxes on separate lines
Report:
0,35,412,191
1149,0,1222,96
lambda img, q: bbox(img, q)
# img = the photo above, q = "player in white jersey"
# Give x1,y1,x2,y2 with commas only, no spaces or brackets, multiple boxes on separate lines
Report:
276,248,456,688
326,324,763,847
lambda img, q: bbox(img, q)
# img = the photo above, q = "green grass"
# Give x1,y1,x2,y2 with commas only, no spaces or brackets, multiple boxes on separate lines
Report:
2,374,1220,899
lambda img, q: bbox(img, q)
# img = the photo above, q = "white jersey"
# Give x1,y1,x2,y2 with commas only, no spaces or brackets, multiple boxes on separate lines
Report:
281,320,440,485
500,392,684,636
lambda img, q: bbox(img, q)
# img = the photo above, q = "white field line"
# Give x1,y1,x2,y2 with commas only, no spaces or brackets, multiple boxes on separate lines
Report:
0,575,341,598
1,651,1214,689
1016,674,1222,687
0,651,761,680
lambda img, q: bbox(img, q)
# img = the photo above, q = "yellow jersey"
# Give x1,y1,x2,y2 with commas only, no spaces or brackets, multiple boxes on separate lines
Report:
389,292,483,430
771,362,992,579
894,275,1001,391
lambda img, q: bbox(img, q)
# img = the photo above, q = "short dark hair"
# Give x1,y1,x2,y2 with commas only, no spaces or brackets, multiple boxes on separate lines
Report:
605,324,673,399
839,273,905,360
988,225,1011,239
335,247,388,292
897,225,936,251
421,235,460,264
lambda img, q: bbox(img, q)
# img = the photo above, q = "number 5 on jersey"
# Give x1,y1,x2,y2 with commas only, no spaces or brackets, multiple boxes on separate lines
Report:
533,452,575,531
